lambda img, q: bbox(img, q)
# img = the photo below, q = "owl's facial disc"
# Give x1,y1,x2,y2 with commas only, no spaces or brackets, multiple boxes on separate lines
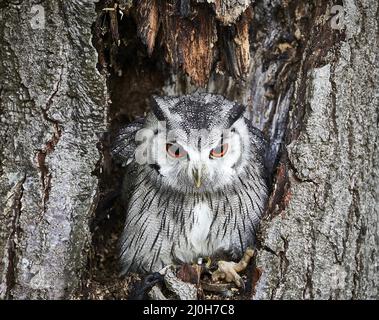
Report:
164,136,230,188
151,118,248,192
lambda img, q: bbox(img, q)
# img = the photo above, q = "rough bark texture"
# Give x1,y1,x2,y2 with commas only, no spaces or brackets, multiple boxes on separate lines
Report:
0,0,107,299
254,0,379,299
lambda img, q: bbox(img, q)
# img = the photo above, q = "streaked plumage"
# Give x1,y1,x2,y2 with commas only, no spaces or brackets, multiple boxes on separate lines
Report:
112,93,268,274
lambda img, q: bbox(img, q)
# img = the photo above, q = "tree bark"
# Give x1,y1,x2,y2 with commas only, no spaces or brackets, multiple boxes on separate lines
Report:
0,0,107,299
254,0,379,299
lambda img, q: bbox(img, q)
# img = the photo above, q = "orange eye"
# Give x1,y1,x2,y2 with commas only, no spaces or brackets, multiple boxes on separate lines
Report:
166,143,187,159
210,143,229,158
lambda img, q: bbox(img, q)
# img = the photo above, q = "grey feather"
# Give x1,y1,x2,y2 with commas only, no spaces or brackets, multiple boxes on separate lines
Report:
112,117,145,166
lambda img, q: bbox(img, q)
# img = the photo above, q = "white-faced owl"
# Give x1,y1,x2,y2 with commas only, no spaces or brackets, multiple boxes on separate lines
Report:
112,93,268,274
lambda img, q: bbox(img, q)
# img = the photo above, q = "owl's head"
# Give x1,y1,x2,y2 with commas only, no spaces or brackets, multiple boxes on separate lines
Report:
138,93,254,193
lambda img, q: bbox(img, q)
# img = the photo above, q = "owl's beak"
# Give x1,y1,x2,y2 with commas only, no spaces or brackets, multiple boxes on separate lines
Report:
192,168,202,188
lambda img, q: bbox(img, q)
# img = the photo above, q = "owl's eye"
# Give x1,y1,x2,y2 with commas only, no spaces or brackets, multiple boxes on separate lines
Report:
210,143,229,158
166,143,187,159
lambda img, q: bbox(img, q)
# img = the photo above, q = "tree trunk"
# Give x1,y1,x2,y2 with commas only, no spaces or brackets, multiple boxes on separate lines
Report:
0,0,107,299
0,0,377,299
253,0,379,299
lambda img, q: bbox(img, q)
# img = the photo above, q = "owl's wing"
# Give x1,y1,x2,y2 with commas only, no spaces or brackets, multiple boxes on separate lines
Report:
244,118,272,181
112,117,145,166
244,118,267,155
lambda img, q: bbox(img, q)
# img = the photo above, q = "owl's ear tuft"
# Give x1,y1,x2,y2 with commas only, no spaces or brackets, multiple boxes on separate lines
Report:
227,102,246,126
151,95,171,121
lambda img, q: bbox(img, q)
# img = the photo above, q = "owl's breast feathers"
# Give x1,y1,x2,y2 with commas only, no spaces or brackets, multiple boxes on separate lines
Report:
119,158,268,274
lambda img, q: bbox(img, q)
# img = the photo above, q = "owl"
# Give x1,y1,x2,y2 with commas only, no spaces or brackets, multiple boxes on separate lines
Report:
112,93,268,275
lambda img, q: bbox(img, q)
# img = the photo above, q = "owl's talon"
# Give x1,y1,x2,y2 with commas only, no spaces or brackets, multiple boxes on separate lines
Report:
205,257,212,269
212,261,243,287
211,248,255,288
